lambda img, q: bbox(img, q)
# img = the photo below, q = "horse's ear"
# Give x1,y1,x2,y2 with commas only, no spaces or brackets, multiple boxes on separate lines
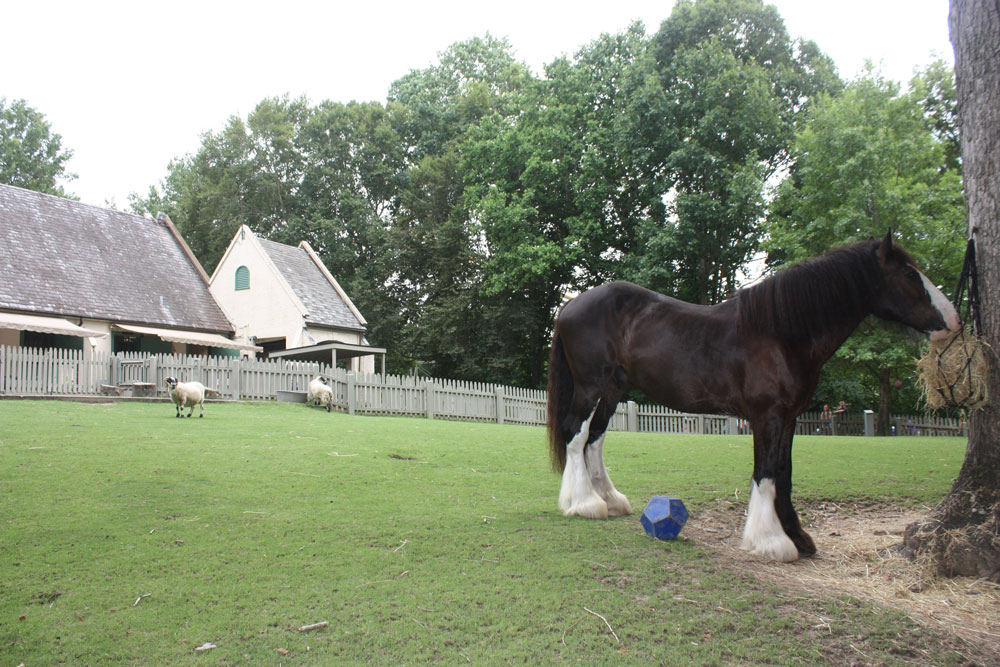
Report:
877,230,894,263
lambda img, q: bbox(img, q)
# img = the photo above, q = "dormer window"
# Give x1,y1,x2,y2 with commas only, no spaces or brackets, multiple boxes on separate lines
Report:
235,266,250,291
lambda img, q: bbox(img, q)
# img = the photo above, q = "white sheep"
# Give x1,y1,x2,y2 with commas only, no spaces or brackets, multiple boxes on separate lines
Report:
164,377,205,418
307,376,334,412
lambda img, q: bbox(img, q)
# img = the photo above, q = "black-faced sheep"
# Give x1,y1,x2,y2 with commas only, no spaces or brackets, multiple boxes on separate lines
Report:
164,377,205,418
307,376,334,412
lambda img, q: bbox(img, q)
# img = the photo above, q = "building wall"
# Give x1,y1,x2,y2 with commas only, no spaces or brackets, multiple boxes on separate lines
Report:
83,320,111,361
0,328,18,347
209,231,306,350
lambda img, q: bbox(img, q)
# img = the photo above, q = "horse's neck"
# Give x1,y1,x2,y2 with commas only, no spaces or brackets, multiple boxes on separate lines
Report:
805,294,872,364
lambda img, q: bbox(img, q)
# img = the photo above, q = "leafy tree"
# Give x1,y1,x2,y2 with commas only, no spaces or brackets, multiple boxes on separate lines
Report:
388,34,532,163
388,37,536,382
289,100,408,370
766,70,965,433
910,60,960,173
0,98,75,196
636,0,840,304
462,25,665,385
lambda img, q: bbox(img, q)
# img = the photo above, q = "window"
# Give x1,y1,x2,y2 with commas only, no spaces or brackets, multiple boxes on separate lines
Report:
235,265,250,290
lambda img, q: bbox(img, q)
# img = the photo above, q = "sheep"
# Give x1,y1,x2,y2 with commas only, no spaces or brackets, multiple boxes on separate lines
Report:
307,376,334,412
164,376,205,418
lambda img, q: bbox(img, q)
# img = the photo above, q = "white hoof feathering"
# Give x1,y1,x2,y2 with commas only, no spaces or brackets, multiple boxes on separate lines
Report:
559,407,609,519
584,433,632,516
741,478,798,562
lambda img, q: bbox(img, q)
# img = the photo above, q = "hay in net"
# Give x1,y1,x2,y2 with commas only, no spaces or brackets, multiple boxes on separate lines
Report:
916,328,991,411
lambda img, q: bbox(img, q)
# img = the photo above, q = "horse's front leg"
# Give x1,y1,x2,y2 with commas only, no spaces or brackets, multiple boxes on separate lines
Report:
583,431,632,516
742,414,813,562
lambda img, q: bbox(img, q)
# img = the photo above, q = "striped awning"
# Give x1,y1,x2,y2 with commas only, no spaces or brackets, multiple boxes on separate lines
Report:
113,323,262,353
0,311,108,338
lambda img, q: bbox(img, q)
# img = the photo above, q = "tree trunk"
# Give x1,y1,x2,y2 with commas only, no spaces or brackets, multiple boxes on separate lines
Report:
903,0,1000,582
876,367,891,436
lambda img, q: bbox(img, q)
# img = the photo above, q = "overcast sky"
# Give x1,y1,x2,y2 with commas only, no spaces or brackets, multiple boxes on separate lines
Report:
3,1,953,208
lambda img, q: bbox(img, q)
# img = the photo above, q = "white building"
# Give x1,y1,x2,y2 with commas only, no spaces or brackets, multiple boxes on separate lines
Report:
208,225,384,373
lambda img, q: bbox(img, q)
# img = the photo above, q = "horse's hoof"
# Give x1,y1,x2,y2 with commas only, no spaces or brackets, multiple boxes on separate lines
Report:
792,530,817,556
605,492,633,517
565,497,609,520
741,533,799,562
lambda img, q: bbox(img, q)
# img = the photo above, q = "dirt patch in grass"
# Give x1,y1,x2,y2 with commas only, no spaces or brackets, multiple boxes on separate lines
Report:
686,499,1000,664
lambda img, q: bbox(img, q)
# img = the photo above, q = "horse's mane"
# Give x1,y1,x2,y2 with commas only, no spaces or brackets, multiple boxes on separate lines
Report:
735,239,901,340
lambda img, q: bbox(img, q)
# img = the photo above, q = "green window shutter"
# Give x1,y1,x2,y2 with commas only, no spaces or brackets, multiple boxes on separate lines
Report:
235,266,250,290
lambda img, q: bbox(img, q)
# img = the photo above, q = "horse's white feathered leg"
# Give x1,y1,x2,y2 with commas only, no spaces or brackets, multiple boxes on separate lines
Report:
583,432,632,516
741,478,798,562
559,406,608,519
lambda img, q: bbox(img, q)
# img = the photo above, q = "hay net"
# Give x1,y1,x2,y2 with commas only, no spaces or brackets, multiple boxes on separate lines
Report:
917,328,991,411
916,238,992,412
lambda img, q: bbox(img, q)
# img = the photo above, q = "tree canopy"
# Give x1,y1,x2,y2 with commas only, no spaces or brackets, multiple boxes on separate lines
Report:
0,97,75,196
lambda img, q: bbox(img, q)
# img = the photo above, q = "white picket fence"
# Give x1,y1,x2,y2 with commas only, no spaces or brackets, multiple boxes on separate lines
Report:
0,345,965,436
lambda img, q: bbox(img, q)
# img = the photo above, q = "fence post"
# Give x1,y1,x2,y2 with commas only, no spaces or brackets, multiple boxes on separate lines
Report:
864,409,875,437
148,356,158,393
230,357,240,400
347,372,356,415
728,416,739,435
698,414,705,435
425,382,436,420
627,401,638,432
495,386,504,425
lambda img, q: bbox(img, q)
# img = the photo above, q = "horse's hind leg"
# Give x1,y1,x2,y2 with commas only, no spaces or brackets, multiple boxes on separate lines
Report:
559,403,609,519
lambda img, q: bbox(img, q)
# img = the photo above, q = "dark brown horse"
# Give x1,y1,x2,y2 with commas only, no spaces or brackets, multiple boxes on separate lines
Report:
547,234,959,562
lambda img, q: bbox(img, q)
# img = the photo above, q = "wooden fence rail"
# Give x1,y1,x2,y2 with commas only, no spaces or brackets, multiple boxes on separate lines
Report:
0,345,965,436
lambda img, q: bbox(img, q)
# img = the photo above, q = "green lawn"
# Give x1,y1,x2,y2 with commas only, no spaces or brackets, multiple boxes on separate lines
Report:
0,400,971,664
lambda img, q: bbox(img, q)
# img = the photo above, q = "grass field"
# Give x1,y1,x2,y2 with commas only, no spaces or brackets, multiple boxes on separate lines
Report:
0,400,972,664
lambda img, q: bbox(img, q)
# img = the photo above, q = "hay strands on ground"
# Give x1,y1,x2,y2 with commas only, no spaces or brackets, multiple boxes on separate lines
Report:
916,328,993,411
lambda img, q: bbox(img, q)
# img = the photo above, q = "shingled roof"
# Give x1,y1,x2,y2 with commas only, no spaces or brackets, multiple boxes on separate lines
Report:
0,184,234,333
257,238,366,332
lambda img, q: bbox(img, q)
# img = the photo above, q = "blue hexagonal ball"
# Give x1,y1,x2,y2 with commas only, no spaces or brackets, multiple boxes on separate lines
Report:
640,496,688,540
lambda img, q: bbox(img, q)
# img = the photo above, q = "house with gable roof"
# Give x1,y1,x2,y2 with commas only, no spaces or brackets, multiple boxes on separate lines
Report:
208,225,385,373
0,183,260,358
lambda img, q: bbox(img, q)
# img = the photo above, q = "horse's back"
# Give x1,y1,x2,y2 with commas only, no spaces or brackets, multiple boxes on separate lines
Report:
559,282,669,326
559,281,721,337
557,281,742,414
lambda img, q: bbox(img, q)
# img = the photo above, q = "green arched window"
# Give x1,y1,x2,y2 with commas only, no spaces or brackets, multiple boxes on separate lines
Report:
235,265,250,291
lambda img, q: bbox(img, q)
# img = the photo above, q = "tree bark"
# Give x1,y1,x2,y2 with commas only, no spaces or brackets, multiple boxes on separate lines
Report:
903,0,1000,582
877,367,891,437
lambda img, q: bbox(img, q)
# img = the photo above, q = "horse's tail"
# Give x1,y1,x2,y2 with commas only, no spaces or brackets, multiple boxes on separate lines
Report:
547,327,574,473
